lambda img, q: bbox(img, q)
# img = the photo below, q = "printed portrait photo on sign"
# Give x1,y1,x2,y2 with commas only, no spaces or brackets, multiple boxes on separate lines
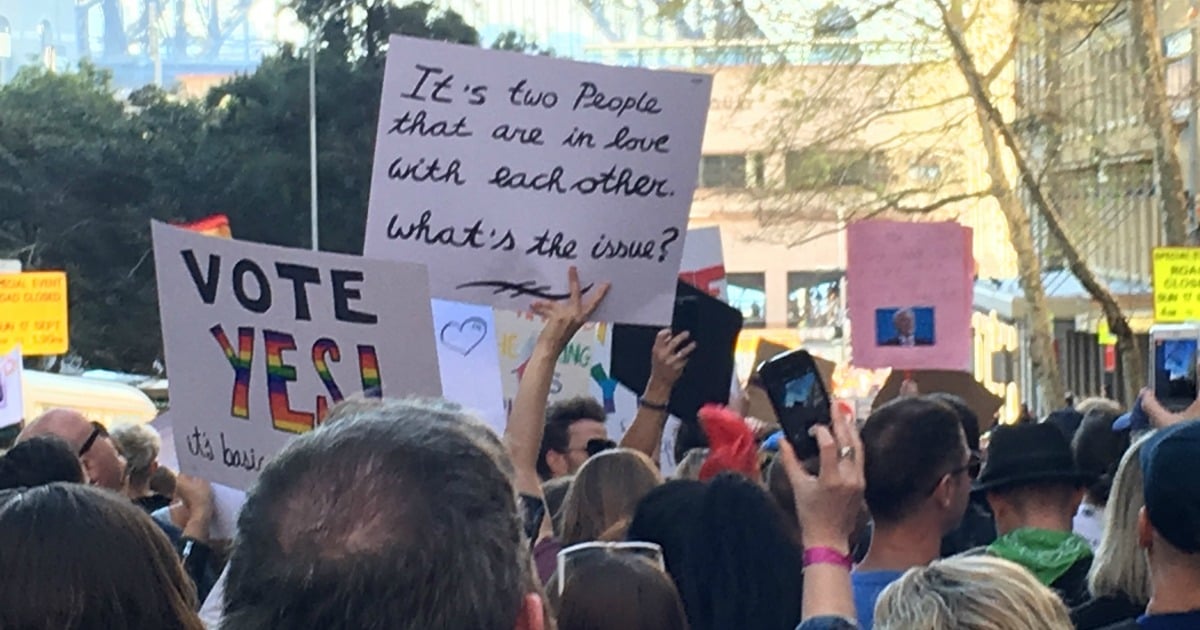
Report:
875,306,936,347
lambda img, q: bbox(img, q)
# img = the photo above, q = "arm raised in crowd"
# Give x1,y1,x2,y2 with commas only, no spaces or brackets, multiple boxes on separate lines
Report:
777,410,865,625
619,330,695,464
504,267,610,500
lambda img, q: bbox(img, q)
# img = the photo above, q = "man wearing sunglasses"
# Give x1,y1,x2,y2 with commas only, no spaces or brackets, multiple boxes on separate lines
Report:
19,409,127,491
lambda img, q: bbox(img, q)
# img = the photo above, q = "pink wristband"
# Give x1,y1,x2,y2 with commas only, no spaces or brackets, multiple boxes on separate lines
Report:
803,546,853,570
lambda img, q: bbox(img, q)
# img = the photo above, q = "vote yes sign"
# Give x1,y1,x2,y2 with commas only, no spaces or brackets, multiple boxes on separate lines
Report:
152,222,442,489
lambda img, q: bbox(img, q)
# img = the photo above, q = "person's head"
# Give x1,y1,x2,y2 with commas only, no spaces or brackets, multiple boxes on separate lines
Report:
556,551,688,630
0,483,202,630
542,475,574,537
978,423,1090,535
1071,404,1129,507
874,555,1073,630
925,393,981,452
1137,421,1200,582
861,397,972,533
561,448,660,546
539,397,610,479
0,435,85,489
627,474,802,630
222,397,544,630
893,308,915,336
17,409,126,491
674,448,709,480
149,466,177,499
110,423,162,494
1087,433,1152,605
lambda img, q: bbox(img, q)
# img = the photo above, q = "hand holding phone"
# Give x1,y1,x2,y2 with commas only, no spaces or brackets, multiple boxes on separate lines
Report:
756,349,833,461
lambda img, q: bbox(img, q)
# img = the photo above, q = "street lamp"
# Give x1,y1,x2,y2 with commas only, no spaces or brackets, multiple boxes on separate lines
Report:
309,1,357,251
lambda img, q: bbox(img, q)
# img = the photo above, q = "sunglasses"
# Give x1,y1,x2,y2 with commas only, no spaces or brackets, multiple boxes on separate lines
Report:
556,541,665,596
78,421,108,457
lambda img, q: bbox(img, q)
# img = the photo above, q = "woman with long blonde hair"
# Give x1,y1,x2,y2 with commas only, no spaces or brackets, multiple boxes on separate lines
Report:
560,448,661,545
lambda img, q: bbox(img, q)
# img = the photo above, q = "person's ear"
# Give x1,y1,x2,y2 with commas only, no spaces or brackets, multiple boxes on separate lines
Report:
513,593,545,630
1138,506,1154,551
546,450,569,478
932,474,955,509
79,456,97,485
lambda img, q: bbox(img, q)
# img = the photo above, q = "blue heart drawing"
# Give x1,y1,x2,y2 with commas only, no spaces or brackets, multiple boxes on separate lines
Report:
440,317,488,356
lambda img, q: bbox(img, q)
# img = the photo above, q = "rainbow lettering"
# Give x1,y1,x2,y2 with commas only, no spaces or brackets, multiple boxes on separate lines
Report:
210,325,254,419
590,364,618,413
264,330,315,434
312,338,344,423
358,345,382,396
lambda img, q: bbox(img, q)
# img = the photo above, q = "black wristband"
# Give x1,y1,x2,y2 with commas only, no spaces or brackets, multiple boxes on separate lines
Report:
638,397,669,412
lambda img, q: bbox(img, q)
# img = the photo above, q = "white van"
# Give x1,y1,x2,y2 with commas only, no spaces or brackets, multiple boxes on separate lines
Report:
21,370,158,428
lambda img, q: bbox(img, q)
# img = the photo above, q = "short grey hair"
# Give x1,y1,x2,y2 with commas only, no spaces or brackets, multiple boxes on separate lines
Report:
1087,432,1153,604
222,397,531,630
109,423,160,485
875,556,1073,630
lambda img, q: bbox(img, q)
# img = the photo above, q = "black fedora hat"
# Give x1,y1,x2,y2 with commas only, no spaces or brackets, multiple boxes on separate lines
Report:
974,422,1095,493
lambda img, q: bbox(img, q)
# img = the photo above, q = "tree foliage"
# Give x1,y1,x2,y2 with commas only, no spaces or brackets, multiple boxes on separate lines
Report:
0,3,481,373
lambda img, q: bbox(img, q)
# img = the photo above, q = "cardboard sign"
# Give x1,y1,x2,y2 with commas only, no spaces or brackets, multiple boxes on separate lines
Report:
0,271,69,356
432,299,507,434
679,226,727,301
1153,247,1200,322
847,221,973,370
152,222,443,489
363,36,713,326
0,346,23,428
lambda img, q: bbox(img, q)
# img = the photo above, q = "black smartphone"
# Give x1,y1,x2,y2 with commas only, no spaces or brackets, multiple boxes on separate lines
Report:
756,349,832,461
1151,327,1199,412
673,296,701,338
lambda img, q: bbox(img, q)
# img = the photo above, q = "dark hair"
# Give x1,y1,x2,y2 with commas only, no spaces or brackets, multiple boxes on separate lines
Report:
0,483,201,630
673,420,709,464
627,474,802,630
222,398,531,630
1072,405,1129,506
861,397,966,523
926,393,981,452
149,465,178,498
0,435,85,490
538,396,608,479
557,553,689,630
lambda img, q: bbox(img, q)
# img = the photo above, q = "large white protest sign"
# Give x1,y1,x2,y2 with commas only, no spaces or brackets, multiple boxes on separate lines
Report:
364,36,713,326
432,299,507,434
0,345,23,428
152,222,443,489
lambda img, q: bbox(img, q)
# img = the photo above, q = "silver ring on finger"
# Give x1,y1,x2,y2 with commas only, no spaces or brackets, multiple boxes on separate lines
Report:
838,446,856,461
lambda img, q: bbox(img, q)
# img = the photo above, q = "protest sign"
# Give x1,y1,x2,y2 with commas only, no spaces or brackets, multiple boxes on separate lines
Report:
1153,248,1200,322
0,346,23,428
0,271,68,356
363,36,713,326
432,299,507,434
152,222,443,490
679,226,727,301
847,221,973,371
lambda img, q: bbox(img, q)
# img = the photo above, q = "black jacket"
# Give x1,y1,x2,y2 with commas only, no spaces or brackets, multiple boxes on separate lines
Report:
1072,593,1144,630
1052,555,1095,610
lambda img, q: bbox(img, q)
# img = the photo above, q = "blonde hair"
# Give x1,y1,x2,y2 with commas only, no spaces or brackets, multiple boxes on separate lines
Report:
560,449,660,545
875,556,1072,630
1088,431,1153,603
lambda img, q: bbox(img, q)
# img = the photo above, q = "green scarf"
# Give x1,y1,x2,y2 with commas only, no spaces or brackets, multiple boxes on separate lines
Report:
987,528,1093,586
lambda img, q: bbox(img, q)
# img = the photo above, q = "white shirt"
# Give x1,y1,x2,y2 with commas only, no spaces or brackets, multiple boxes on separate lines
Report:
199,566,227,629
1073,502,1105,550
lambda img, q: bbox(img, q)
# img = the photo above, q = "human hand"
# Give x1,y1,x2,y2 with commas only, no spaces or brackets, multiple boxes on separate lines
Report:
777,413,865,552
648,330,696,389
174,474,214,517
1141,388,1200,429
530,267,610,351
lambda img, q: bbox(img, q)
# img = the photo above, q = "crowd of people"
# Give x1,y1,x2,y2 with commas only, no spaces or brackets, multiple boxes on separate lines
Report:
1,270,1200,630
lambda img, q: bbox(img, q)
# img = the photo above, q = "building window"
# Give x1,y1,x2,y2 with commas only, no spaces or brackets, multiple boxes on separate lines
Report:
699,154,747,188
728,272,766,328
809,4,861,64
785,147,889,191
787,272,844,336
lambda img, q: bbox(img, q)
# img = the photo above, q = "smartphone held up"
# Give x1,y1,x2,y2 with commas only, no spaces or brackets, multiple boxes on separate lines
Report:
756,349,834,461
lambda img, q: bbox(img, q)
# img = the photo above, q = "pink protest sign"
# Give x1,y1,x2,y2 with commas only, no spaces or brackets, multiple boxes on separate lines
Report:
846,220,973,370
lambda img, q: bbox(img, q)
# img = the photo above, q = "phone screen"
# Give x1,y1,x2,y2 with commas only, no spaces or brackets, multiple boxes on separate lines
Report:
1155,338,1198,408
758,350,831,460
783,371,826,410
